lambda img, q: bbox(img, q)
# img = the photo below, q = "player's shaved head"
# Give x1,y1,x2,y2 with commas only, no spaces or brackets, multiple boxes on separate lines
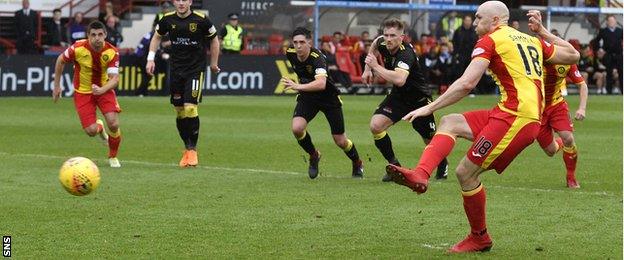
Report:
478,1,509,24
473,1,509,36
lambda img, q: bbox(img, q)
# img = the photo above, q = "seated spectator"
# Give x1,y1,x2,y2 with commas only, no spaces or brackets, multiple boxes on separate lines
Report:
45,8,68,47
578,45,595,84
594,48,608,94
329,31,343,54
67,12,86,43
359,40,372,72
320,41,352,90
421,48,440,87
99,1,119,30
105,16,123,47
354,31,369,53
438,35,453,53
429,43,455,94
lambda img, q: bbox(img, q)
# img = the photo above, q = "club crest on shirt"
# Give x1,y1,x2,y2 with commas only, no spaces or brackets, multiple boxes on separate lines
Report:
189,23,197,32
557,66,566,75
306,65,313,74
102,55,109,62
192,90,199,97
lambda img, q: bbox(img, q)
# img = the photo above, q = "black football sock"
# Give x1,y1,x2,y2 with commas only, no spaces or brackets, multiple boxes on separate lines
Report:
297,131,317,155
176,117,191,149
374,131,397,163
343,139,360,162
187,116,200,150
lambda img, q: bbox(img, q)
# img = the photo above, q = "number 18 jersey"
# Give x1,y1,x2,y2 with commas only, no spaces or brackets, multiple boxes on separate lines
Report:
471,25,555,121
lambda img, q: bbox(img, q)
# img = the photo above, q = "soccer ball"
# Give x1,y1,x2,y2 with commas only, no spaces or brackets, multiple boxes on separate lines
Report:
59,157,101,196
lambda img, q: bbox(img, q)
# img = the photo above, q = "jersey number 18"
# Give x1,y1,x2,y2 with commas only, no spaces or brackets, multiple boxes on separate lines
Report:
516,44,542,77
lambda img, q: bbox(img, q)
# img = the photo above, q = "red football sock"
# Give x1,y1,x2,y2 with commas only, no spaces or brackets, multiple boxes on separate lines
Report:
108,129,122,158
414,133,455,178
562,145,577,178
462,183,487,234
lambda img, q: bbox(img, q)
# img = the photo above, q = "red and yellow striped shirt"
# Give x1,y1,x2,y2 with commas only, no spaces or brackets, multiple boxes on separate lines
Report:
543,64,584,107
471,25,555,121
62,40,119,94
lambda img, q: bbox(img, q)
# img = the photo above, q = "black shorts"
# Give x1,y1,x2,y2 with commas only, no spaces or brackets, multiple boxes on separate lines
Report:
374,95,437,140
293,95,344,135
170,71,205,106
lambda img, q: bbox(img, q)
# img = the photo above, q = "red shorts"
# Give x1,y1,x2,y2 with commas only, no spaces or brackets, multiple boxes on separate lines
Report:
73,90,122,128
536,101,573,148
463,107,540,173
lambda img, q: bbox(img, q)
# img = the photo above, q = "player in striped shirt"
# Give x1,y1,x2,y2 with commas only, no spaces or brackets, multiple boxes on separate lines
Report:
53,21,122,168
384,1,580,252
537,62,588,188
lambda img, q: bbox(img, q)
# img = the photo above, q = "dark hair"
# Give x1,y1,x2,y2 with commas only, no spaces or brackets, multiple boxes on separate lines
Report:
361,31,369,35
53,8,61,13
333,31,342,36
383,18,405,32
87,20,106,33
606,14,616,20
292,27,311,39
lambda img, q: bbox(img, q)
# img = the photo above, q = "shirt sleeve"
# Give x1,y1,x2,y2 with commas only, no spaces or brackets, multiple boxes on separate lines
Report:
471,35,494,61
62,43,76,62
567,64,584,84
540,38,555,62
155,17,168,36
394,47,414,74
204,17,217,40
312,54,328,78
107,50,120,75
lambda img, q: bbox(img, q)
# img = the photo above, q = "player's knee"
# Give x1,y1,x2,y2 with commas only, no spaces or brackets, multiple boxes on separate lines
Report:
292,126,306,138
332,135,347,147
543,148,556,157
561,135,575,147
84,126,98,137
184,105,198,118
369,121,384,134
107,120,119,132
175,108,185,118
438,114,461,133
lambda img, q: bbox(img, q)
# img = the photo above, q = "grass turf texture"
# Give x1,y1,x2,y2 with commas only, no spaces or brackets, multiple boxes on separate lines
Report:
0,95,621,258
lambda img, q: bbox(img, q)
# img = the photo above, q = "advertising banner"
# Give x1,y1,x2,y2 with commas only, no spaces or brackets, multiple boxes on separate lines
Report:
0,55,298,96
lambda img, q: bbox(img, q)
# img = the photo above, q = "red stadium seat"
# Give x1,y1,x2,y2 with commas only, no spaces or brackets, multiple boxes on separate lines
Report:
568,39,581,52
335,49,361,83
268,34,284,55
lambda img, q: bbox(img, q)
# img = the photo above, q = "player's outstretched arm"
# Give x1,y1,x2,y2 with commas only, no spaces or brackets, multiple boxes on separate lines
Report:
403,58,489,122
575,81,588,120
281,75,327,92
146,32,162,76
52,54,66,103
527,10,579,65
209,36,220,73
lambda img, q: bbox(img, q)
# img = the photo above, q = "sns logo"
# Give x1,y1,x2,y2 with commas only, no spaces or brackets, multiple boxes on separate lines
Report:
2,236,10,257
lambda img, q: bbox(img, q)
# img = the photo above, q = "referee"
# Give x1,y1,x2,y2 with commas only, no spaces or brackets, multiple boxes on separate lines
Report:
146,0,220,168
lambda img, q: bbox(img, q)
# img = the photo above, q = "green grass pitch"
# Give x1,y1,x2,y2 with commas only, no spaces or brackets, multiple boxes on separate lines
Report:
0,95,621,258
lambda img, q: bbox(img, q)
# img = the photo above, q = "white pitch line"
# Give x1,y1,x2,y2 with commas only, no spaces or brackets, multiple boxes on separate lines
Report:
0,151,618,197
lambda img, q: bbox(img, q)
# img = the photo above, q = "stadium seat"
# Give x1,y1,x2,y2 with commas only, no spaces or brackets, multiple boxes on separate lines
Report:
335,49,361,83
568,39,581,52
268,34,284,55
